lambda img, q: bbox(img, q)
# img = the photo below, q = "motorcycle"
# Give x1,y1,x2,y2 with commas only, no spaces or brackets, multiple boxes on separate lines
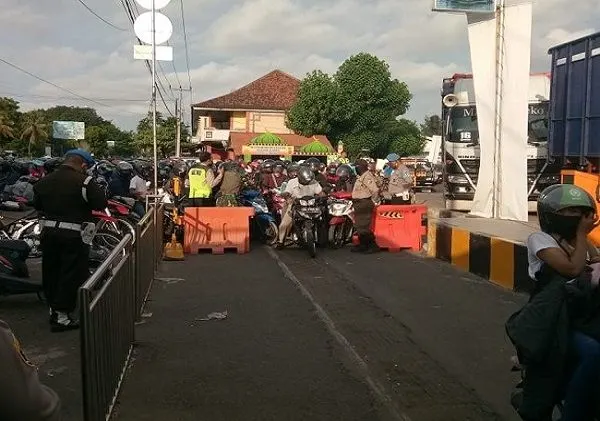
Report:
264,188,286,224
327,191,355,248
0,239,43,300
290,196,326,258
240,190,278,245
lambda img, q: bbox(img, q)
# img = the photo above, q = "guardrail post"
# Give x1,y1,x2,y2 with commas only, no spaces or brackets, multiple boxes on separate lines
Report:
134,221,143,322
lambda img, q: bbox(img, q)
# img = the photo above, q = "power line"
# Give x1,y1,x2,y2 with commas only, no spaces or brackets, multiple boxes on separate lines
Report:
0,91,150,102
179,0,193,91
75,0,127,31
0,57,141,116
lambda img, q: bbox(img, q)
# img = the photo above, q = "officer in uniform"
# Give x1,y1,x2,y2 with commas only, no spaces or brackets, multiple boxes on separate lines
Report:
351,159,381,253
186,152,223,207
33,149,107,332
383,153,414,204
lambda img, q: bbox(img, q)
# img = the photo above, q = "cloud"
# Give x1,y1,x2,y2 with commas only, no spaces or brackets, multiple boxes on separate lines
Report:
0,0,597,131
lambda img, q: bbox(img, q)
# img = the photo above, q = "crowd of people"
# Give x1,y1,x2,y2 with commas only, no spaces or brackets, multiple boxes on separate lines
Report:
167,150,415,253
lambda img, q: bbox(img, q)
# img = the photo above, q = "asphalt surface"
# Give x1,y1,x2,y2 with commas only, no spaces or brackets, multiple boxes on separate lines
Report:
112,247,525,421
0,203,529,421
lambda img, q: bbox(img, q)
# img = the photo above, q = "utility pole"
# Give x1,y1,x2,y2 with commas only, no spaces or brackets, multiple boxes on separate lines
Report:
171,86,192,158
175,97,180,157
151,0,158,195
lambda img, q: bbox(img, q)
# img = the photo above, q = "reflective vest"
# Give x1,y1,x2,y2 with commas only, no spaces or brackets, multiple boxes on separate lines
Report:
188,167,211,198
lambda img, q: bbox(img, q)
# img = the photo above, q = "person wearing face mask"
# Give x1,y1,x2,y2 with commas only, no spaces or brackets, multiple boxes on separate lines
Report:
33,149,107,332
516,184,600,421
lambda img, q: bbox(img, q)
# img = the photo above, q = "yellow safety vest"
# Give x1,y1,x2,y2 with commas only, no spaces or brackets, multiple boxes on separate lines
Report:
188,167,211,198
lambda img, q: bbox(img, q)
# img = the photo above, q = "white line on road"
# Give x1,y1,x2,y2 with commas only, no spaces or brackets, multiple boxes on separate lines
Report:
266,247,412,421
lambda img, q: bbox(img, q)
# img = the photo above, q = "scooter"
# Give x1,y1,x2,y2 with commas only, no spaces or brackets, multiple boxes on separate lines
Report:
240,190,278,245
327,191,354,248
290,196,326,258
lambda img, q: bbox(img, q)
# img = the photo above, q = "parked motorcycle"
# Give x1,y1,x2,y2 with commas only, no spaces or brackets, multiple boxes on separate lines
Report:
0,239,43,300
327,191,354,248
290,196,326,258
241,189,278,245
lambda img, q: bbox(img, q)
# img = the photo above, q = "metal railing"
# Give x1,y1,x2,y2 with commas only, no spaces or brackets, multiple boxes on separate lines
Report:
134,207,156,319
154,203,164,267
79,235,135,421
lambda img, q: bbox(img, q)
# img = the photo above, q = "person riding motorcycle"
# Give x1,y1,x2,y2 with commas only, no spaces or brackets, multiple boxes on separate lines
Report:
509,184,600,421
334,164,355,193
260,159,284,191
108,161,134,198
274,165,323,249
305,157,331,193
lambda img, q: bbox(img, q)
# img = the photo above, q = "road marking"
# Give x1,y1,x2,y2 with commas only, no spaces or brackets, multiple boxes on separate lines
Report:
266,247,411,421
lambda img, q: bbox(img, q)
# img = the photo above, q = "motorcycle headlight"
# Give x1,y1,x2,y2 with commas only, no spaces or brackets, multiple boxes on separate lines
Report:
299,198,316,207
253,202,269,213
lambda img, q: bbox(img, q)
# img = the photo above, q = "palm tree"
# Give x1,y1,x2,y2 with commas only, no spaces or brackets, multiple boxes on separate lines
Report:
21,113,48,157
0,115,15,141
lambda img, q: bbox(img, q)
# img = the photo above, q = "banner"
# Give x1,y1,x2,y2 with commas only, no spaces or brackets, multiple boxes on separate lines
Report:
433,0,496,14
241,145,294,156
467,3,532,221
52,121,85,140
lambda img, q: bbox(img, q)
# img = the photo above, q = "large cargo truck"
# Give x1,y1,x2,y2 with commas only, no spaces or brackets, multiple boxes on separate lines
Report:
548,31,600,245
440,73,561,211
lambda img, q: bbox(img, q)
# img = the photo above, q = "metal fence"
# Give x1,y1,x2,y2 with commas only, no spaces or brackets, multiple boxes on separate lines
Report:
80,203,164,421
134,207,156,319
79,235,135,421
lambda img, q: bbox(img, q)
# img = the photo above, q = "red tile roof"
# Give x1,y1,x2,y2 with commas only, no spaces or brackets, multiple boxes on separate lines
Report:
230,132,332,155
193,70,300,111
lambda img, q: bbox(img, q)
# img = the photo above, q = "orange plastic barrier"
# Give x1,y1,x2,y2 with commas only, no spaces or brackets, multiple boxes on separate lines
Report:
372,204,428,252
183,207,255,254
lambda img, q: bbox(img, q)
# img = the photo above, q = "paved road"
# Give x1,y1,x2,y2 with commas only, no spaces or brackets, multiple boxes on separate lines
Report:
113,247,524,421
0,239,526,421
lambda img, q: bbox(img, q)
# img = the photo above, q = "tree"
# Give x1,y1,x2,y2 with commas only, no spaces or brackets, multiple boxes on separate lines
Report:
420,115,442,137
286,70,337,137
0,115,15,145
20,111,48,157
135,112,180,157
386,119,425,157
286,53,413,157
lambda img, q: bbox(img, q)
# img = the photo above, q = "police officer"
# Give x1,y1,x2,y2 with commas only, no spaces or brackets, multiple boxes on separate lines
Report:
383,153,413,204
186,152,223,207
351,159,380,253
33,149,107,332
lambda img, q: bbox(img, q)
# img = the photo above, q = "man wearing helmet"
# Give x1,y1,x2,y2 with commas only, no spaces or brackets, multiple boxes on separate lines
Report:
108,161,134,198
33,149,107,331
518,184,600,420
274,165,323,249
305,157,331,193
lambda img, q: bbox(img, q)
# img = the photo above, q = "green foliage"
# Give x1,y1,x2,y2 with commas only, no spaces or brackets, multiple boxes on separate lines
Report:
135,112,188,158
420,114,442,137
287,53,420,158
286,70,337,137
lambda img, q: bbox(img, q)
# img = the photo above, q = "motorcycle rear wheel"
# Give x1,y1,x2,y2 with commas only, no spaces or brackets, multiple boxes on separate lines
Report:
264,221,278,246
305,228,316,258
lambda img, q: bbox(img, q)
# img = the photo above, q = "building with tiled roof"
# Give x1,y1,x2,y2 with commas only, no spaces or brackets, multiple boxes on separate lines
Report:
191,69,333,160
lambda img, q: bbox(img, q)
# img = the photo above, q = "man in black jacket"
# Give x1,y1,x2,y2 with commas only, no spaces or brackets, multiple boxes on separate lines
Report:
33,149,107,332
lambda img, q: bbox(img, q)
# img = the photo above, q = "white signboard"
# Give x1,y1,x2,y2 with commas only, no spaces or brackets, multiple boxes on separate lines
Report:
53,121,85,140
433,0,496,13
134,45,173,61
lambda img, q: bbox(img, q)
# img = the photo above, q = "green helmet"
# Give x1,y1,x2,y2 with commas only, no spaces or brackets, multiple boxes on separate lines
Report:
537,184,596,238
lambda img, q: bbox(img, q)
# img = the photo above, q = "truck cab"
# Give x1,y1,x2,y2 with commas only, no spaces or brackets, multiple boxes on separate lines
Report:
441,73,560,211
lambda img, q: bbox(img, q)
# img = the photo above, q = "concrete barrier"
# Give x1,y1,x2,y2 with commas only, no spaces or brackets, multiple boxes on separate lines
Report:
427,218,534,293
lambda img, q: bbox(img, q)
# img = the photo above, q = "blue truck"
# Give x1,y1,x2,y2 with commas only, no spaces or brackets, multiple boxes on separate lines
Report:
548,30,600,244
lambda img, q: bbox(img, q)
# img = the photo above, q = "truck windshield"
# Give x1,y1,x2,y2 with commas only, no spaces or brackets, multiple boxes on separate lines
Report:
448,106,478,143
447,102,550,144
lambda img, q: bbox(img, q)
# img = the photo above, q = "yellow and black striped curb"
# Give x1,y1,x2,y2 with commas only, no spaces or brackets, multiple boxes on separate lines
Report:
426,219,533,293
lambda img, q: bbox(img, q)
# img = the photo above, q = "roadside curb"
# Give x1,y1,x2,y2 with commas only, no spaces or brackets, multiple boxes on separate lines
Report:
426,217,533,293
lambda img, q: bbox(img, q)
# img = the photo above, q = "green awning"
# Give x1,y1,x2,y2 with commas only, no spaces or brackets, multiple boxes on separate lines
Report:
299,138,332,154
249,132,284,145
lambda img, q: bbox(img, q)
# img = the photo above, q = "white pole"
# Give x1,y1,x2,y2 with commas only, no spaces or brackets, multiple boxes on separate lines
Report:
492,0,505,218
175,88,182,157
151,0,158,195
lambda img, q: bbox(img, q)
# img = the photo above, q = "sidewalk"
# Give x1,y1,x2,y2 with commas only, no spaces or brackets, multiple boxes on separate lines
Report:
113,249,386,421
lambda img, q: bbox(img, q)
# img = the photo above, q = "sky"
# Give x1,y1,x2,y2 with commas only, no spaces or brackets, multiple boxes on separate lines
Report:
0,0,598,132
